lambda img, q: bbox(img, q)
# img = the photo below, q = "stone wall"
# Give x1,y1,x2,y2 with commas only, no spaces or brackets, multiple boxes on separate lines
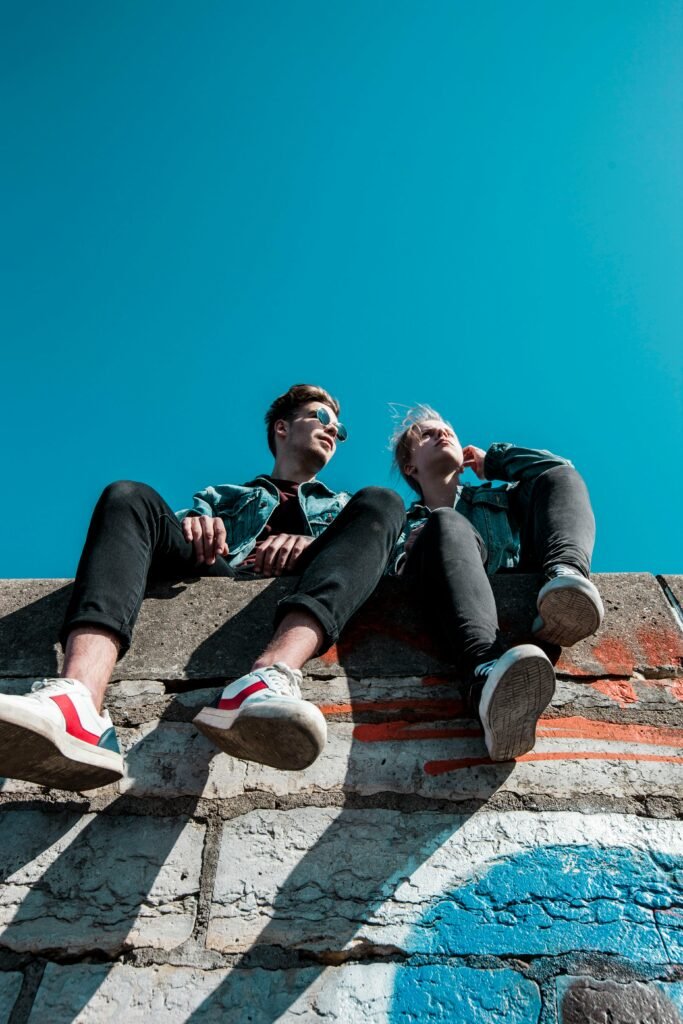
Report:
0,573,682,1023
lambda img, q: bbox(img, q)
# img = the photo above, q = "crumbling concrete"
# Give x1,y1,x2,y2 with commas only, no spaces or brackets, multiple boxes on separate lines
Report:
0,573,682,1022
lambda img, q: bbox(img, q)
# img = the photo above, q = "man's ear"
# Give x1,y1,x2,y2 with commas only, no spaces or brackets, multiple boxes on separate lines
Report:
274,418,289,443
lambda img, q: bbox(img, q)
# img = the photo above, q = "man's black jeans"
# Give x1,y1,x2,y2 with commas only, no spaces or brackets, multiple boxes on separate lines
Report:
61,482,404,657
403,466,596,676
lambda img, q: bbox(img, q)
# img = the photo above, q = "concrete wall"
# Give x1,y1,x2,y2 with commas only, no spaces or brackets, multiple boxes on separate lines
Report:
0,573,682,1023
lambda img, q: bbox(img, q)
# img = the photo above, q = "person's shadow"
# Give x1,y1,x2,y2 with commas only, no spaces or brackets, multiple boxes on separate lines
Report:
0,576,532,1020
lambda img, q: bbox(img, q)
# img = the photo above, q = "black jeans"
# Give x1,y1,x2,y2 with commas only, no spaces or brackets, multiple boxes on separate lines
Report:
61,481,404,657
403,466,596,676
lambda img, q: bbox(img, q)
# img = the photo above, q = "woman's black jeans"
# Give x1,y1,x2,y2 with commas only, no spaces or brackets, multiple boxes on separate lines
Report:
61,481,404,658
403,465,596,677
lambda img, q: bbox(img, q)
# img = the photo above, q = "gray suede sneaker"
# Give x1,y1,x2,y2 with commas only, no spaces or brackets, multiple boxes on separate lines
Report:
532,565,604,646
476,645,556,762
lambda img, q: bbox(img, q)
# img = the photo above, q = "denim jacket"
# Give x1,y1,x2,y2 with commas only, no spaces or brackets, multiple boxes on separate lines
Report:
391,443,573,576
176,476,351,568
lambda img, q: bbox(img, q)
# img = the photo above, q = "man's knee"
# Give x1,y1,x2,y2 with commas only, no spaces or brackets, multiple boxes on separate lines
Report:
98,480,161,511
350,486,405,529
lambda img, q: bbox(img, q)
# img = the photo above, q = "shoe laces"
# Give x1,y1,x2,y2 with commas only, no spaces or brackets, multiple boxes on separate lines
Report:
31,678,73,694
260,663,303,699
473,659,498,680
547,564,582,580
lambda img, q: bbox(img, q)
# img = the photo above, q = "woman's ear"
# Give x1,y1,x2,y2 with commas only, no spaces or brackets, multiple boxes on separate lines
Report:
404,462,416,478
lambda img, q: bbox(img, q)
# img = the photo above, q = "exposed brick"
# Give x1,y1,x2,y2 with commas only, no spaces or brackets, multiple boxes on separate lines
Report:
557,976,683,1024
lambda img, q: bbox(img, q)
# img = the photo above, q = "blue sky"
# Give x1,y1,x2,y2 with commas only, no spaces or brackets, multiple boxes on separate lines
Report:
1,1,681,577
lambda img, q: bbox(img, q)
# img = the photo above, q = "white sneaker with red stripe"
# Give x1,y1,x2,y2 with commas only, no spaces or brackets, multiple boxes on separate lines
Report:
0,678,123,791
193,663,327,771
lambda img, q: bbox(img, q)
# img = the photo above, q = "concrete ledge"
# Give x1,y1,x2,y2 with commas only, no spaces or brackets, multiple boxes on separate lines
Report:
1,573,682,1022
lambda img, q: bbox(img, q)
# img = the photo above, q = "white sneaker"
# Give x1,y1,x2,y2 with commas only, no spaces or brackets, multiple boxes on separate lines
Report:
0,678,123,791
193,663,327,771
477,645,556,762
532,565,604,646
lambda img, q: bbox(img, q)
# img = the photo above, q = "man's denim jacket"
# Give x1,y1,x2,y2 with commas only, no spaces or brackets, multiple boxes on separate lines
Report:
391,443,573,576
176,476,351,568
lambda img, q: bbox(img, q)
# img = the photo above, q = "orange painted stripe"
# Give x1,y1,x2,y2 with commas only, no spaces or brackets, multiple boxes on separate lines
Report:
320,698,465,717
351,715,683,748
537,716,683,747
424,751,683,776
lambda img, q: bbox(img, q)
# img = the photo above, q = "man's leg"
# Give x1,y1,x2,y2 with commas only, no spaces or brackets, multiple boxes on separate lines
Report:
404,508,555,761
511,465,604,645
0,480,232,791
193,487,405,770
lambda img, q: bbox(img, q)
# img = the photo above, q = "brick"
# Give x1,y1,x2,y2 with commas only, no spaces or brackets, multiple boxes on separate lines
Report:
208,809,683,962
1,574,680,682
0,973,22,1024
0,809,204,955
29,963,540,1023
557,977,683,1024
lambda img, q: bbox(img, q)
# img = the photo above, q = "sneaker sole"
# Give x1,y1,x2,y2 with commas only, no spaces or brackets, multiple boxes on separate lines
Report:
193,702,327,771
479,645,556,762
0,707,123,791
533,578,604,646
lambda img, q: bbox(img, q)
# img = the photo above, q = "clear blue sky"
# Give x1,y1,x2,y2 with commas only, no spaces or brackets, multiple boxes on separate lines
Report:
2,1,681,577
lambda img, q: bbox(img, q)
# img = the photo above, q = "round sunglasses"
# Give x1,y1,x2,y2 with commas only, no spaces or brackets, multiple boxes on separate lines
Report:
315,406,348,442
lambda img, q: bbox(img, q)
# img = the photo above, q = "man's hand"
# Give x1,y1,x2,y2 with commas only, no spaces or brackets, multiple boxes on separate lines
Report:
404,524,424,557
462,445,487,480
247,534,314,577
182,515,229,565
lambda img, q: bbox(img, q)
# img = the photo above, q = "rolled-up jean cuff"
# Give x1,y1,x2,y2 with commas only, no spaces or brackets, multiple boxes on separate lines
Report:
59,615,133,660
274,595,338,655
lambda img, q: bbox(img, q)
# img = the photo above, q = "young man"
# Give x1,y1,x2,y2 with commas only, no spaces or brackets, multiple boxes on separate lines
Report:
0,385,403,791
392,406,603,762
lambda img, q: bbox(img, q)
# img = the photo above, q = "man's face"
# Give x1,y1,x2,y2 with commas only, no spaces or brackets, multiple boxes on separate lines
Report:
277,400,342,469
405,418,464,484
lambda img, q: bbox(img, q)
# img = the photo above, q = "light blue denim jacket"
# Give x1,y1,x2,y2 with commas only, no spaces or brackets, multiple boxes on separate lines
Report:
176,476,351,568
391,443,573,576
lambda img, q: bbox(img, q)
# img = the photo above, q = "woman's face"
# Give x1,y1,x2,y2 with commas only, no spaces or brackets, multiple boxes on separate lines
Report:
404,418,464,483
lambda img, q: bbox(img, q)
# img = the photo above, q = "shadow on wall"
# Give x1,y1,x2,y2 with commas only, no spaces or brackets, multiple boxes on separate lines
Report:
0,579,516,1022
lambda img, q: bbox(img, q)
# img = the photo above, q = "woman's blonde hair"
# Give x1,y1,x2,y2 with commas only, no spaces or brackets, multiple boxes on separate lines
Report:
390,404,452,496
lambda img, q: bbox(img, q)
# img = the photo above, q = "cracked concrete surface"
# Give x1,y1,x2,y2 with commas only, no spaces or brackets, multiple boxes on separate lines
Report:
0,574,682,1022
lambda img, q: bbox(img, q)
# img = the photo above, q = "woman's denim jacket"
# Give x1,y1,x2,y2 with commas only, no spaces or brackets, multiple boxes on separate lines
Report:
176,476,351,568
391,443,573,576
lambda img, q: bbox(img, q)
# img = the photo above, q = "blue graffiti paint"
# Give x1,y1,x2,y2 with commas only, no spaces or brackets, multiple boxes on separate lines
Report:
389,966,540,1023
390,846,683,1023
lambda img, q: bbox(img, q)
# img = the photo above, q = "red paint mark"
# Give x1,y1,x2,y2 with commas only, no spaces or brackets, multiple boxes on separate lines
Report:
672,680,683,702
353,721,479,742
591,637,635,676
421,675,452,687
590,679,639,707
424,751,683,775
320,698,466,718
319,644,340,665
636,625,683,669
319,615,442,667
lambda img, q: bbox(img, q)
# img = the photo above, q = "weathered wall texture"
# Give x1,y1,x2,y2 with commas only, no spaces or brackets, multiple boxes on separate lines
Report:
0,572,682,1023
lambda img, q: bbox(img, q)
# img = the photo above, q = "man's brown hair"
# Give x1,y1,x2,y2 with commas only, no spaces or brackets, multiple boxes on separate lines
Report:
265,384,341,455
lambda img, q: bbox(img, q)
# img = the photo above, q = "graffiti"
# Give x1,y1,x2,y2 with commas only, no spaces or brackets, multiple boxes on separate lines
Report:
390,845,683,1022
